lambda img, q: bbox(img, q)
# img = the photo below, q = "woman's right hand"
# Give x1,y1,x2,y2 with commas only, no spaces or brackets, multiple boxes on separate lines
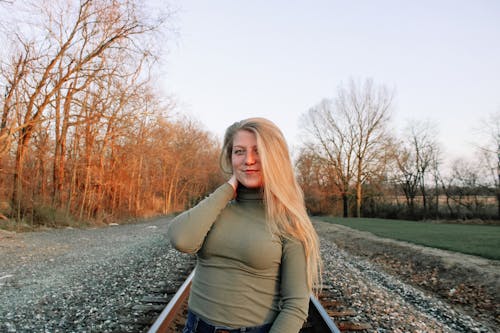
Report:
228,174,238,193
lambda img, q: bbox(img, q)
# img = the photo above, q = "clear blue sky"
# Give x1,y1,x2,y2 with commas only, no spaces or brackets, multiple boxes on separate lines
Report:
157,0,500,167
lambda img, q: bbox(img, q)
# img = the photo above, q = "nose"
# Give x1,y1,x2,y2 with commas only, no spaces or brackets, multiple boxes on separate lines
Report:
245,150,256,165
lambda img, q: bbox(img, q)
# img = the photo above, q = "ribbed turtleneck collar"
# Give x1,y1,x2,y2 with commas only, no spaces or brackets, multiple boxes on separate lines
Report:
236,185,264,203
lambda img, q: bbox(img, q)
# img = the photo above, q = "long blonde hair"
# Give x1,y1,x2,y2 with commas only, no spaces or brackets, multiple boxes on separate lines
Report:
220,117,322,293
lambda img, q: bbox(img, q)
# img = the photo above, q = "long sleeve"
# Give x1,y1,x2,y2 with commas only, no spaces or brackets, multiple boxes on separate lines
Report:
270,239,310,333
167,183,234,254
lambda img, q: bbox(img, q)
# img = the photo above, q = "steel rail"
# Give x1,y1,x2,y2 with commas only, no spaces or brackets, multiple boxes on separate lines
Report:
307,294,342,333
147,269,195,333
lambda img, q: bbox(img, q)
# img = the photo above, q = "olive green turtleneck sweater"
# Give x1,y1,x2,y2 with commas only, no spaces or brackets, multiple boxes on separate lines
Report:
167,183,309,333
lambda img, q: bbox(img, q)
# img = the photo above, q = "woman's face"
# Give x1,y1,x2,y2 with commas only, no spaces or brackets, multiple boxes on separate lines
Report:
231,130,263,188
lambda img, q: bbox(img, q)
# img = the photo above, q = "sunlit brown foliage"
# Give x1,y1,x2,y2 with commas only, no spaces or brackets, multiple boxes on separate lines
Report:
0,1,222,226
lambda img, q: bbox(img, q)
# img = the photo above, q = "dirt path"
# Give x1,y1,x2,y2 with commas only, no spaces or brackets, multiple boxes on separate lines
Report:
313,219,500,331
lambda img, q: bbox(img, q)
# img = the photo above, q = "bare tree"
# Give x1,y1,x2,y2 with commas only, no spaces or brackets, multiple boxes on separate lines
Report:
476,111,500,217
395,120,440,217
302,78,393,217
439,158,491,218
395,144,420,215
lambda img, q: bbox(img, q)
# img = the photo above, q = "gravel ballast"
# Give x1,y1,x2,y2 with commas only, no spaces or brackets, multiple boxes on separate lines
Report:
0,218,497,332
0,219,194,333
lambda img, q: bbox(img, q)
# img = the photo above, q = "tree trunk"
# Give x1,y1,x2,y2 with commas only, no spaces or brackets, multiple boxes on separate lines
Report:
421,177,428,217
497,192,500,219
12,126,33,219
355,183,362,218
342,193,349,218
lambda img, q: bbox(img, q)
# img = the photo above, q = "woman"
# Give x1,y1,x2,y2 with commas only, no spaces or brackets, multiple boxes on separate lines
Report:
167,118,322,333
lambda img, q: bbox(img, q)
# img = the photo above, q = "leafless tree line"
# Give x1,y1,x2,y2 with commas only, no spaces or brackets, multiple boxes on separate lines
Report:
298,78,500,220
1,2,497,226
0,1,222,226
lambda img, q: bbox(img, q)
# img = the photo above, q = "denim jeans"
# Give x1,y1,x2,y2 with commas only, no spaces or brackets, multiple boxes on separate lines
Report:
182,309,272,333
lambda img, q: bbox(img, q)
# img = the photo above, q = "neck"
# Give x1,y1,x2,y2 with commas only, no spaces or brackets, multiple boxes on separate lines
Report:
236,185,263,202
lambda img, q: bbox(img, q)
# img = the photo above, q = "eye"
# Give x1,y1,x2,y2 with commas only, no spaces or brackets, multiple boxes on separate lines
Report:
233,149,245,156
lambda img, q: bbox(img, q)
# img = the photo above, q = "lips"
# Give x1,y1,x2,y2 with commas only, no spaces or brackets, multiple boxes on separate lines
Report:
244,169,259,173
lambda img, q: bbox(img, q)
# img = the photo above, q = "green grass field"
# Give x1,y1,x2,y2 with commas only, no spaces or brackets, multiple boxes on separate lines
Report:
319,217,500,261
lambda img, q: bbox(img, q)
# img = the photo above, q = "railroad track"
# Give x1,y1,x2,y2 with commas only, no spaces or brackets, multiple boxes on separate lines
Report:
146,269,371,333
